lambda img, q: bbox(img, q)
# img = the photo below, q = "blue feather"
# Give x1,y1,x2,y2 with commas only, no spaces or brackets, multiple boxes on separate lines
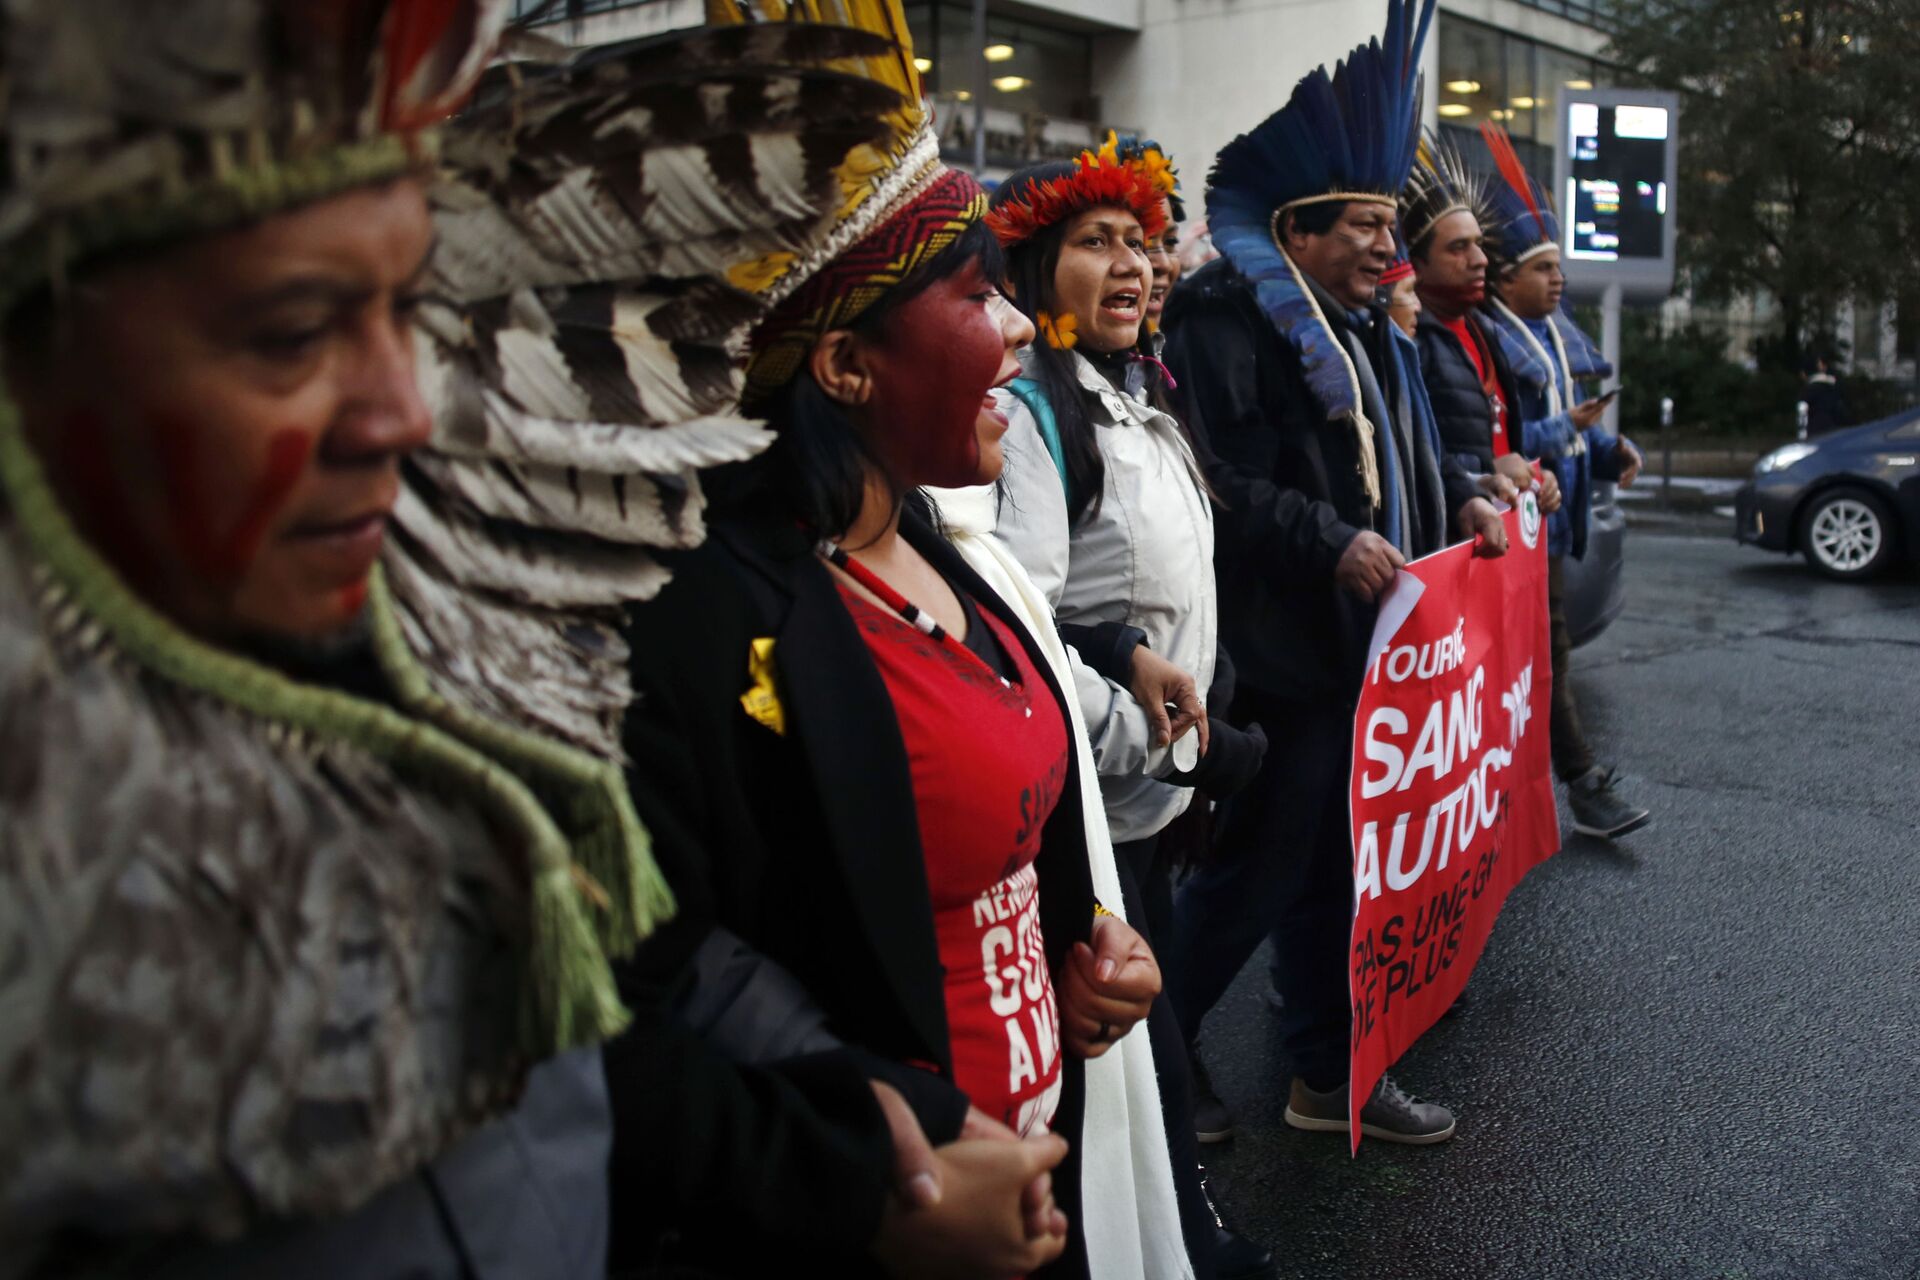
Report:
1485,170,1562,263
1204,0,1436,418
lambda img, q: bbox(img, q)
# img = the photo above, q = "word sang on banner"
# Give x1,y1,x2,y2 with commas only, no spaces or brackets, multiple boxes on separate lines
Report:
1346,495,1561,1151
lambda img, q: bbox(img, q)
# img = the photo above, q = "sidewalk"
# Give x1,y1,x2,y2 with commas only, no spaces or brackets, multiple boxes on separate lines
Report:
1616,473,1740,537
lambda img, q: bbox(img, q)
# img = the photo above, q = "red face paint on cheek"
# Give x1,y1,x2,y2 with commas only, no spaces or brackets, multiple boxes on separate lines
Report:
872,277,1007,487
335,579,369,619
152,413,312,584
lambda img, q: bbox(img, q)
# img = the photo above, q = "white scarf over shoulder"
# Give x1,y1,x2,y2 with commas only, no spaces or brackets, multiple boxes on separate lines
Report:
924,483,1194,1280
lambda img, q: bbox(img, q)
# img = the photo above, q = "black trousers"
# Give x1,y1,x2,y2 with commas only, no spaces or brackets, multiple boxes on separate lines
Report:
1548,556,1597,783
1168,695,1353,1089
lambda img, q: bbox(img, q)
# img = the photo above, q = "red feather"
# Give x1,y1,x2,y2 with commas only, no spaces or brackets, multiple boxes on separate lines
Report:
985,159,1169,246
1480,121,1548,226
381,0,479,130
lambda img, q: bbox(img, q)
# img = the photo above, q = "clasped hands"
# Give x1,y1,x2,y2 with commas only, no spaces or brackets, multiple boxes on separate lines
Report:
868,914,1158,1278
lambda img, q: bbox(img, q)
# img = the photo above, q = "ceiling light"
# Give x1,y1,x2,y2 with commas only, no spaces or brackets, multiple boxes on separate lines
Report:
1511,96,1537,109
1438,103,1472,118
1566,78,1593,90
913,56,932,72
1445,79,1482,94
992,75,1030,92
953,89,972,101
984,43,1015,62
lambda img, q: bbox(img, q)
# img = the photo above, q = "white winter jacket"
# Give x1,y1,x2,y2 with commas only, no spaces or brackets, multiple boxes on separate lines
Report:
993,349,1218,844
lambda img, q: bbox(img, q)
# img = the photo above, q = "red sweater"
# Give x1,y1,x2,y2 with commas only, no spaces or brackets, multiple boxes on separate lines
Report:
1444,312,1510,457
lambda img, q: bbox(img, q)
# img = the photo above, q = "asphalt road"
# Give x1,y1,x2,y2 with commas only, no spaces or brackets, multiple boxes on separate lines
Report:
1194,530,1920,1280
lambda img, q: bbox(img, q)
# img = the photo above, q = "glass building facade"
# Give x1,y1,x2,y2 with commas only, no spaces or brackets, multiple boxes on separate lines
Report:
902,3,1095,122
1435,15,1611,188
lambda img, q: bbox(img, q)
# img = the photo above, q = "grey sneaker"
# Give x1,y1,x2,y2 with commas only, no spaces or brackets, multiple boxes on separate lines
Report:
1283,1074,1457,1145
1190,1048,1235,1144
1568,765,1651,840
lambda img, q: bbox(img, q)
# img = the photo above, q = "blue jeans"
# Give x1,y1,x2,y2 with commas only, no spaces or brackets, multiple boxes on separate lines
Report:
1169,695,1354,1088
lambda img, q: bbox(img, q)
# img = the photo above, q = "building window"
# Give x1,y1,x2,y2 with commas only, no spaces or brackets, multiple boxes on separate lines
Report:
903,4,1093,121
1436,16,1607,189
1506,0,1613,23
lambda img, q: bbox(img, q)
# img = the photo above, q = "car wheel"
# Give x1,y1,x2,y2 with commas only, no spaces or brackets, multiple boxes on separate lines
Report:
1799,486,1897,581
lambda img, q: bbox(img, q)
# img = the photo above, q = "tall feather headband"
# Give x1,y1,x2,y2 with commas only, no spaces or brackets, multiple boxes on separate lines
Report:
1401,130,1501,253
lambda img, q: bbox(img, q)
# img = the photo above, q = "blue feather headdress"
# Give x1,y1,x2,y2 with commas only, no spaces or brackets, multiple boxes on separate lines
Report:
1477,124,1611,384
1205,0,1435,505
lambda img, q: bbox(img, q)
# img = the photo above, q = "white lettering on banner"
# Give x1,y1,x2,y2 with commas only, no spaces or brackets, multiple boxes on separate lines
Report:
1360,708,1408,800
1502,663,1534,746
1371,616,1469,685
1353,663,1538,902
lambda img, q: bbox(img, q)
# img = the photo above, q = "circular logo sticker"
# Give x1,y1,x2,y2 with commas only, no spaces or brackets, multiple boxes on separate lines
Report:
1518,490,1542,549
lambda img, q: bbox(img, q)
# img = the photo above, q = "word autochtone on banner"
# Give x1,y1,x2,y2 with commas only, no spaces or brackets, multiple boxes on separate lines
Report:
1346,494,1562,1151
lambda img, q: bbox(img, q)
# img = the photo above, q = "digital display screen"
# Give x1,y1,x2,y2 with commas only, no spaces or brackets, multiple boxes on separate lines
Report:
1565,102,1669,262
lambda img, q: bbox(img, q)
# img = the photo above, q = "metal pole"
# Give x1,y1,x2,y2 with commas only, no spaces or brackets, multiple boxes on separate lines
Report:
970,0,987,175
1600,281,1623,436
1659,395,1674,508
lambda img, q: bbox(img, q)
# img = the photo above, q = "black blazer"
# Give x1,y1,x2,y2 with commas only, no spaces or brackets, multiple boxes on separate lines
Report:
1415,308,1525,475
1163,257,1481,708
605,508,1094,1278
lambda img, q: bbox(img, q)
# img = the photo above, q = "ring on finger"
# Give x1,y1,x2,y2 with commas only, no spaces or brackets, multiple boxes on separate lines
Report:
1096,1021,1112,1042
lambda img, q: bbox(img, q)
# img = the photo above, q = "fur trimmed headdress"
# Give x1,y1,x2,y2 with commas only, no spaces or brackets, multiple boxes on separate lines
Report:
1204,0,1436,506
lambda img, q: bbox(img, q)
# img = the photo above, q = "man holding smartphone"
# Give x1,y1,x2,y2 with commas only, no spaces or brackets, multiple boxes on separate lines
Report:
1477,125,1651,841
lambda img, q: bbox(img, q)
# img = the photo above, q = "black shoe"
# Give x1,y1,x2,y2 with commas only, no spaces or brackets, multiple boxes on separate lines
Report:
1212,1225,1276,1280
1189,1048,1234,1144
1568,765,1651,840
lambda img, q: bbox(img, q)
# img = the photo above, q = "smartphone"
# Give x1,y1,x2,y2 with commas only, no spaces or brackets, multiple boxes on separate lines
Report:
1593,387,1621,406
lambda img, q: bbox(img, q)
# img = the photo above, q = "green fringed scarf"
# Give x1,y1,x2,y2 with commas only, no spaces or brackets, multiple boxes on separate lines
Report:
0,143,671,1058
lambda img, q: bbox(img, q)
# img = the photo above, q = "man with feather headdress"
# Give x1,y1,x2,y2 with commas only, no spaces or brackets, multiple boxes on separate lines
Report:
0,0,977,1273
1473,125,1650,843
1160,0,1509,1149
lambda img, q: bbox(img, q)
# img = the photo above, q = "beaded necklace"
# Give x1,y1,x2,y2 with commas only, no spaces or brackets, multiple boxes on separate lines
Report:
816,539,1015,690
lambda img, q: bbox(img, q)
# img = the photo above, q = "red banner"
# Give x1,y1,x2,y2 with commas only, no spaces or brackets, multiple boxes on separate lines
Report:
1346,495,1560,1150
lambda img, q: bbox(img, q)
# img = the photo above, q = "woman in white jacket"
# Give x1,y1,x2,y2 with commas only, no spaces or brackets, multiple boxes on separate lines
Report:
984,152,1268,941
982,149,1274,1280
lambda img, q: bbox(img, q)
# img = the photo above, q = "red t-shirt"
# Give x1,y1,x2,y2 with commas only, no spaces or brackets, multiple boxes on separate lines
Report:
1443,313,1510,457
840,586,1070,1134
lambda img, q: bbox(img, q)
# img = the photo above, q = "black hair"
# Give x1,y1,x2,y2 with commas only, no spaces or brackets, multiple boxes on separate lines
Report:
1281,199,1347,242
992,163,1200,527
711,219,1004,541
